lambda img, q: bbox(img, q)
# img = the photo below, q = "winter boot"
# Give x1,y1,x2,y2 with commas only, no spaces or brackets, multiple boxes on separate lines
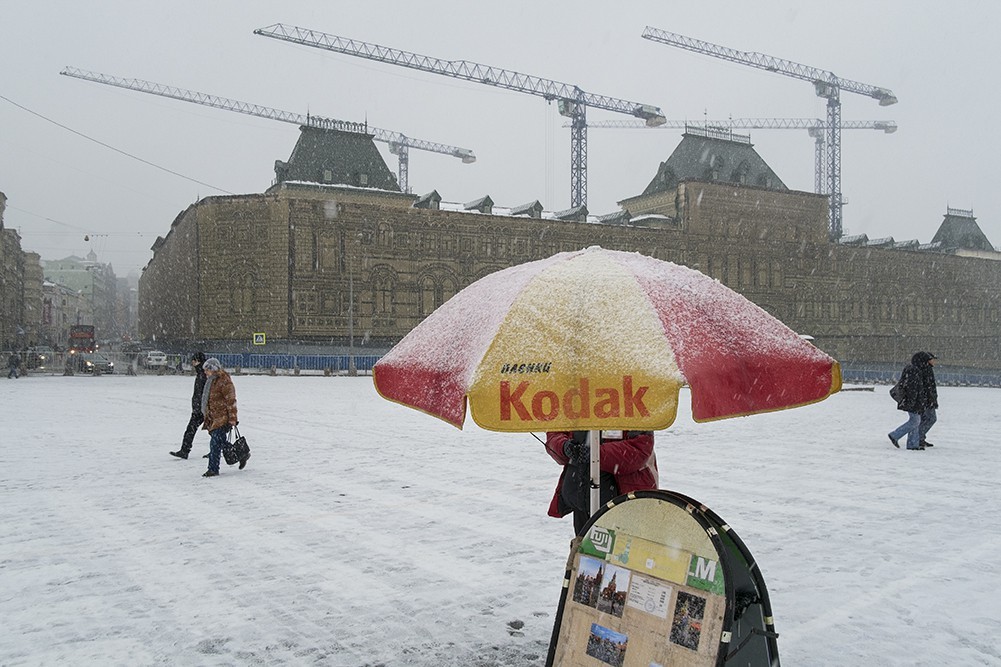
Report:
170,450,189,459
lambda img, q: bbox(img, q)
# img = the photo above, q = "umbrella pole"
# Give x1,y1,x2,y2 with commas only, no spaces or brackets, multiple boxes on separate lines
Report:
589,429,601,517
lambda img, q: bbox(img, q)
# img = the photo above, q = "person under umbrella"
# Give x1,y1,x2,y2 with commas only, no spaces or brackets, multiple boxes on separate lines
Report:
544,430,658,534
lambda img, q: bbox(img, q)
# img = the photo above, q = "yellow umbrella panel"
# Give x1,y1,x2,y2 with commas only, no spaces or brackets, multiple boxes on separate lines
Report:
467,251,685,432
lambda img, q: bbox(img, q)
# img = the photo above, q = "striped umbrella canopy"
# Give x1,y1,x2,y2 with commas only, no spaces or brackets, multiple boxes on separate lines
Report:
373,246,841,433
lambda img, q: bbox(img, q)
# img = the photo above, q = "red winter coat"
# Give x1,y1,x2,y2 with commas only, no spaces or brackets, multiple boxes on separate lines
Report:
544,431,658,518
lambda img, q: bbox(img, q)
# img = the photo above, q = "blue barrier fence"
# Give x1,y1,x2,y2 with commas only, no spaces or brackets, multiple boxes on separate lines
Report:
842,367,1001,388
208,354,382,373
192,356,1001,387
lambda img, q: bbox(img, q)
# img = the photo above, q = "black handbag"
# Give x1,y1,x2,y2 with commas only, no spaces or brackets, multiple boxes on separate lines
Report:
889,379,902,402
223,425,251,466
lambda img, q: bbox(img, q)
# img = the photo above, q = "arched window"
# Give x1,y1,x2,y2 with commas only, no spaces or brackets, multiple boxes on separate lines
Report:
420,276,437,316
375,274,394,314
233,274,256,314
709,155,724,181
732,160,750,185
377,222,393,247
441,276,458,304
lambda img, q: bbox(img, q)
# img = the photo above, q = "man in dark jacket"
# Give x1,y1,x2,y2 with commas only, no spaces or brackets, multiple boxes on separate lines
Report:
7,352,21,379
888,351,939,450
170,351,208,459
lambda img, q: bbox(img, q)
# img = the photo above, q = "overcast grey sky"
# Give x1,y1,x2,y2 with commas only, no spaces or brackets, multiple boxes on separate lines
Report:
2,1,998,275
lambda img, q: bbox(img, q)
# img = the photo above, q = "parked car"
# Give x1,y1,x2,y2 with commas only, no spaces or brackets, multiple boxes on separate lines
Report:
77,352,115,374
27,345,56,369
121,341,144,355
141,350,168,368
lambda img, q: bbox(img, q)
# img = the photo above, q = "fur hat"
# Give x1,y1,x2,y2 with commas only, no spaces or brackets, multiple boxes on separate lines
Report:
202,357,222,371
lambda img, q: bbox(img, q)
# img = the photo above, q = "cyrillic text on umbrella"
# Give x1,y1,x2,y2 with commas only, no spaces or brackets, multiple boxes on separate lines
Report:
499,362,552,374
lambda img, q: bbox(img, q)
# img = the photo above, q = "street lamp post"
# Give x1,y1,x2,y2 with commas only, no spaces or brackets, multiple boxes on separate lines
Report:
348,259,356,376
347,232,363,376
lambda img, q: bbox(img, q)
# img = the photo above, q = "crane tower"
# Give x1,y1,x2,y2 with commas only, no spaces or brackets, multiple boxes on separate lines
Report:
254,23,667,209
641,27,897,239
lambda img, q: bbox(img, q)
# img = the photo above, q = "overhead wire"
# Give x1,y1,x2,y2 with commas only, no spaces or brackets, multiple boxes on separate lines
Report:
0,93,234,194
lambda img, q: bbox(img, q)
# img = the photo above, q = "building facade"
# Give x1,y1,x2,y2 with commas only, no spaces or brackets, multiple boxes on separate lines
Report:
1,191,28,350
22,252,43,347
137,128,1001,377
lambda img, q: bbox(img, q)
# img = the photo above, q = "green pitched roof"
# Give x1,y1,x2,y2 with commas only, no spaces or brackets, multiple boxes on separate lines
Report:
642,127,787,196
274,126,400,191
931,210,994,251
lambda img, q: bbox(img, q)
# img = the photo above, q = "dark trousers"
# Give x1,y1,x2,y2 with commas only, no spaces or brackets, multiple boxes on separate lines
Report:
180,411,204,454
207,426,231,474
573,510,591,536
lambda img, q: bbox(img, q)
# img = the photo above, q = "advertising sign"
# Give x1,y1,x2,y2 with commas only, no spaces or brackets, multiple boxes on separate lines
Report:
547,490,780,666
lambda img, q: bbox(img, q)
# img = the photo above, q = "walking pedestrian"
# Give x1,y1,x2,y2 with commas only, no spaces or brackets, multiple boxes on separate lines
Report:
888,351,939,451
7,352,21,379
544,430,659,535
170,351,207,460
200,357,239,478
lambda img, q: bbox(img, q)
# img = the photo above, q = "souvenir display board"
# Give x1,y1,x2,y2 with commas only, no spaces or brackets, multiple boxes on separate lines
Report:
546,490,779,667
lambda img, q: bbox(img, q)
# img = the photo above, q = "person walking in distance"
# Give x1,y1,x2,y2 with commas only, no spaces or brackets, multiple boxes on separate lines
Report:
170,351,207,460
888,351,939,451
7,351,21,379
200,358,238,478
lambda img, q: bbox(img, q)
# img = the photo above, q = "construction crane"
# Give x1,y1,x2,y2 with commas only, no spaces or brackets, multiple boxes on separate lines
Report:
60,66,476,193
584,117,897,194
641,27,897,240
254,23,667,209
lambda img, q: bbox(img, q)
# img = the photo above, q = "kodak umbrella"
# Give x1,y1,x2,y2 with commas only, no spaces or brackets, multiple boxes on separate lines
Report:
373,246,841,511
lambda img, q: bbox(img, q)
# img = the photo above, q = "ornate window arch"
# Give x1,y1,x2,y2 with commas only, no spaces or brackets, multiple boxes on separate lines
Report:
377,222,393,248
732,160,750,185
371,265,398,314
232,272,257,314
417,265,461,316
420,275,437,316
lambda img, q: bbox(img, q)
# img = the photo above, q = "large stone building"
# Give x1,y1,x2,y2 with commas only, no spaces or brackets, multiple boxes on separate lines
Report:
1,191,28,350
138,125,1001,378
22,251,43,346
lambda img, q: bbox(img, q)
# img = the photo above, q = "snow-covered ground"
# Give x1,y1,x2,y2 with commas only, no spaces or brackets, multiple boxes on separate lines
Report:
2,373,999,666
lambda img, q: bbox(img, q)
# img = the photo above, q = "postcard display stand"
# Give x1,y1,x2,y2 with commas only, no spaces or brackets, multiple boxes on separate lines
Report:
546,489,780,667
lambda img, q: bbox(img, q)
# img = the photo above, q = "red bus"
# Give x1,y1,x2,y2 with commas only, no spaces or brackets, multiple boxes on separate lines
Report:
68,325,96,354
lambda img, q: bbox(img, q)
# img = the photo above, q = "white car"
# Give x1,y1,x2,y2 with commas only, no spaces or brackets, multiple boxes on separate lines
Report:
142,350,168,367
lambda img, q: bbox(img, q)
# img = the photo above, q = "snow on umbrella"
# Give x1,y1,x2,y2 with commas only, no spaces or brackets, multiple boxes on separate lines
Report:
375,246,840,429
373,246,841,511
